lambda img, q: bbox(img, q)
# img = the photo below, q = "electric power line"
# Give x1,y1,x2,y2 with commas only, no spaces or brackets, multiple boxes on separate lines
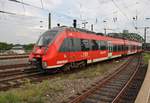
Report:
111,0,137,29
7,0,81,22
21,0,25,14
8,0,48,12
0,9,48,20
0,10,16,15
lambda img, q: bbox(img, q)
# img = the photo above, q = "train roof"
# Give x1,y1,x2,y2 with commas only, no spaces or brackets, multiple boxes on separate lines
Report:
50,26,142,43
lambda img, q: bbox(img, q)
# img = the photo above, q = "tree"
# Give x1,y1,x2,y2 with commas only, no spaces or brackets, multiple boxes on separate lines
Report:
24,43,34,51
0,42,13,50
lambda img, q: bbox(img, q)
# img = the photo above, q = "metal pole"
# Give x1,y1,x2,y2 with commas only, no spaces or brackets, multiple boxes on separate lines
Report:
104,28,106,35
144,27,146,43
144,27,147,50
40,0,44,8
91,24,93,31
48,13,51,29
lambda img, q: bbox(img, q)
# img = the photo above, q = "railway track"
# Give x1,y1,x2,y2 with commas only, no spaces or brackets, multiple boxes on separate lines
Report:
0,54,142,94
67,54,146,103
0,63,44,90
0,54,56,90
0,59,61,91
0,54,28,60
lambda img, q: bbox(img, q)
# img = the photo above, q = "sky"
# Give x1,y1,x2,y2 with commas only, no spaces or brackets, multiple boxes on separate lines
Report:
0,0,150,44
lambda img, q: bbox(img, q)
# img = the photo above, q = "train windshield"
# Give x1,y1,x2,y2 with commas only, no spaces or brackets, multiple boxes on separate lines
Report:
37,30,58,46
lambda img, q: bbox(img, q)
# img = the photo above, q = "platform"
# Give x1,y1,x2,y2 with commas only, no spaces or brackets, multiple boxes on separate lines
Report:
135,60,150,103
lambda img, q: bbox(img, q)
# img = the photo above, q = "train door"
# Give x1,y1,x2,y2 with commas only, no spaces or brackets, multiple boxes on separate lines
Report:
108,41,113,58
128,45,131,54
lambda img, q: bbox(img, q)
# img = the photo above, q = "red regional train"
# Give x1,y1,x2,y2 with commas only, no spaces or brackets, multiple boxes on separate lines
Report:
29,26,142,72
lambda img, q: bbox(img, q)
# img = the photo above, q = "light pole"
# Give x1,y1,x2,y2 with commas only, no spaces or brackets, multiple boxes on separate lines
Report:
144,27,149,43
48,13,51,29
135,26,149,43
144,18,150,43
91,24,93,31
103,20,107,35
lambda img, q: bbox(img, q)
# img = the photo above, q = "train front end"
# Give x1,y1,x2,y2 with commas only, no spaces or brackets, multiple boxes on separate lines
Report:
29,28,62,71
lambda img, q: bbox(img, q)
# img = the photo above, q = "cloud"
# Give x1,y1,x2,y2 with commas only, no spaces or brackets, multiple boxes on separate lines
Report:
0,0,62,44
43,0,62,10
0,0,150,43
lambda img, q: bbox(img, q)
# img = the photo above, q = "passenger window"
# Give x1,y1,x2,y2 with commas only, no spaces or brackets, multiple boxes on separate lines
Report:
91,40,99,50
81,39,90,51
59,38,71,52
101,41,107,50
118,45,121,51
72,38,81,52
113,45,117,52
96,41,101,50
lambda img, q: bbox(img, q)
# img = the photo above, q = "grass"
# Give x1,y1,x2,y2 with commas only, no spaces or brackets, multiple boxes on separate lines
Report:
0,59,124,103
0,79,64,103
62,59,124,80
143,53,150,64
66,64,110,80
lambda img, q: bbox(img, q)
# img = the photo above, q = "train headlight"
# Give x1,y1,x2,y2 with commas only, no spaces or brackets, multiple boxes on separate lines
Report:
42,62,47,68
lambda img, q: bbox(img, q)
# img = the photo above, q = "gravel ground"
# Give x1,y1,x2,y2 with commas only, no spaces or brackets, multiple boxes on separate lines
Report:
43,58,127,103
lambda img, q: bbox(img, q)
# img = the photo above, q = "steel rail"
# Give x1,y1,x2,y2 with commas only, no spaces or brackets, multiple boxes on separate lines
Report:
68,55,140,103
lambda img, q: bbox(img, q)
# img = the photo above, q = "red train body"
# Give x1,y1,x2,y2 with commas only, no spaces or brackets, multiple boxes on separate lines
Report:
29,27,142,71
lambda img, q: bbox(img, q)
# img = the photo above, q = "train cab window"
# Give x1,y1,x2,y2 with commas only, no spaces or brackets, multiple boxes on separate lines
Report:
37,30,58,46
81,39,90,51
91,40,99,50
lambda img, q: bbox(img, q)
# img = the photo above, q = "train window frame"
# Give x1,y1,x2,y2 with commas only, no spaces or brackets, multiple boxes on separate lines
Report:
36,29,62,47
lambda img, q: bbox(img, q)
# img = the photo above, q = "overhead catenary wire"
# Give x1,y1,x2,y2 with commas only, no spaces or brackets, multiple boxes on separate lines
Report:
8,0,49,12
7,0,81,23
1,0,81,30
137,0,150,19
111,0,137,29
0,10,17,15
117,0,150,35
2,0,147,33
0,0,49,20
0,9,48,20
21,0,26,15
